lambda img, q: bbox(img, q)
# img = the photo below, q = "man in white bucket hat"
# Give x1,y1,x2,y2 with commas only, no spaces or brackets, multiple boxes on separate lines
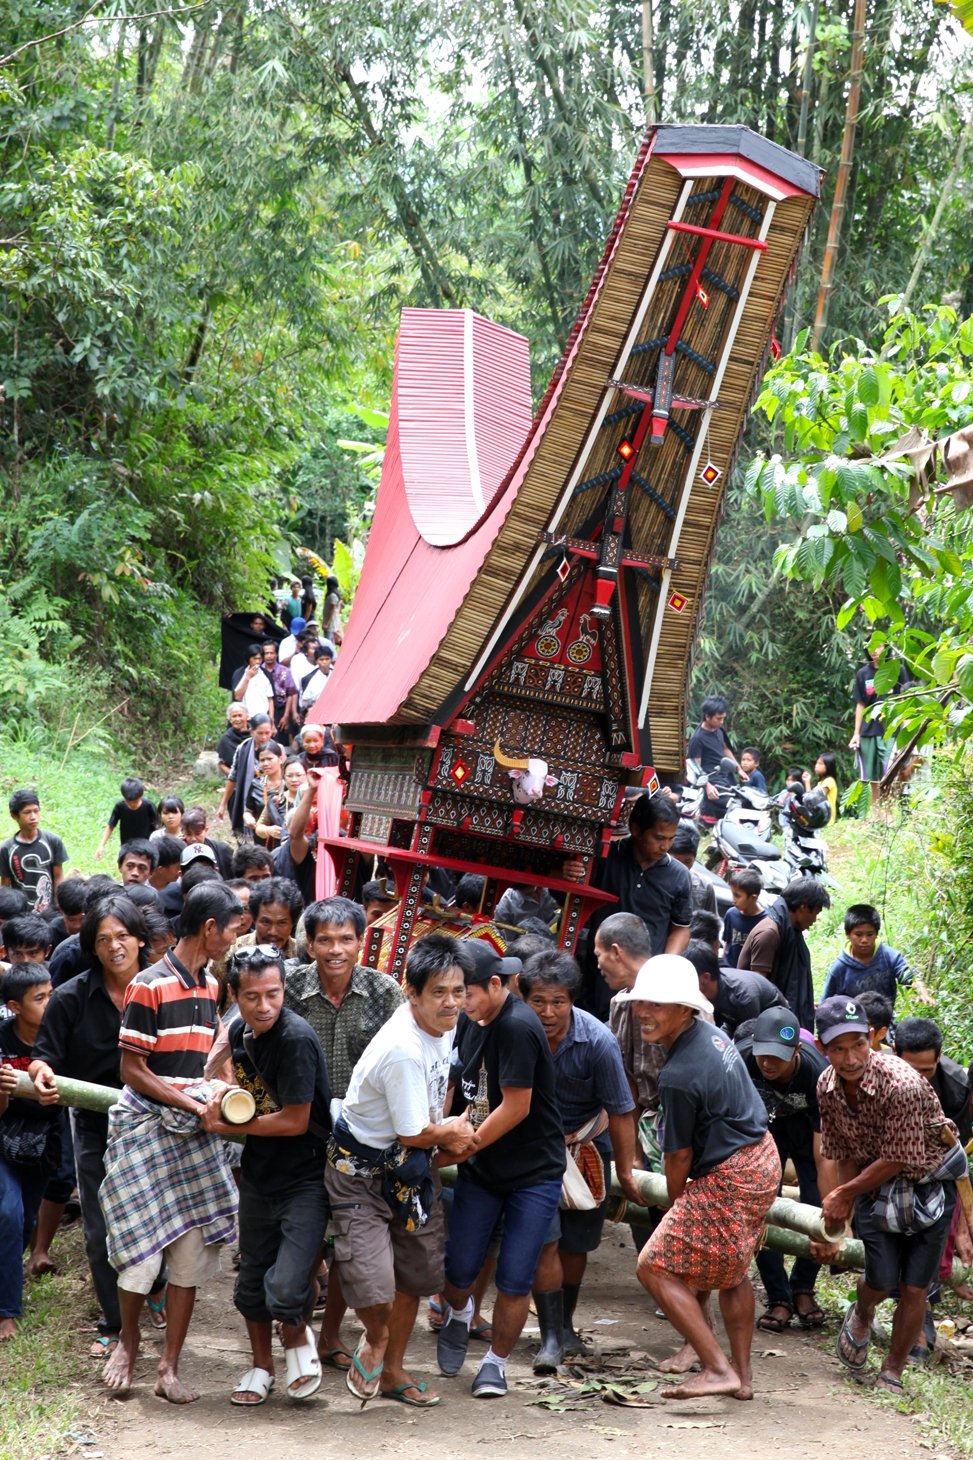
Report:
620,955,780,1400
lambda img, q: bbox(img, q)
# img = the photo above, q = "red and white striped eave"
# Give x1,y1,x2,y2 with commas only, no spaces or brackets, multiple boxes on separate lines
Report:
397,308,533,547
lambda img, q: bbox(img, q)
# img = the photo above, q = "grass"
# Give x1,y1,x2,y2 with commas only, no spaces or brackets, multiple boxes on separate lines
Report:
0,736,225,878
0,1226,101,1460
814,1269,973,1456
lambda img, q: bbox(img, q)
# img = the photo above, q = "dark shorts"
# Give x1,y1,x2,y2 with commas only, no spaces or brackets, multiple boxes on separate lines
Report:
856,1183,957,1292
234,1176,328,1326
543,1153,611,1254
857,735,888,784
325,1164,445,1310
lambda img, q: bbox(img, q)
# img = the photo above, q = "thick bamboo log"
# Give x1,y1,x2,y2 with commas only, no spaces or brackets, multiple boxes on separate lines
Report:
13,1073,972,1288
12,1069,118,1114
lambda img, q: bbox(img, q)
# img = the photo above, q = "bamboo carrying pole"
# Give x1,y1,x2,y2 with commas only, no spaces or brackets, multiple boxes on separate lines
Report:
12,1074,972,1289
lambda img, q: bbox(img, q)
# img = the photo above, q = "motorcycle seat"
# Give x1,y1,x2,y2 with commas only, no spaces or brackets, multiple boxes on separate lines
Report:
719,819,781,861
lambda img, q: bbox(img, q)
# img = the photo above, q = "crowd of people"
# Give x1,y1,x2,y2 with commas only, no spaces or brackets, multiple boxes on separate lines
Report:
0,669,970,1418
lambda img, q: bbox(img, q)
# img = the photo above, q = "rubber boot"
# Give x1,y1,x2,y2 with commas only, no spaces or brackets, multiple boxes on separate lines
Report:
532,1290,564,1374
562,1282,588,1356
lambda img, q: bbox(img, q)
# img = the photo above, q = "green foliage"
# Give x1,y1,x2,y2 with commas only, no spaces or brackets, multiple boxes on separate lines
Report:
806,754,973,1058
692,469,858,780
750,304,973,752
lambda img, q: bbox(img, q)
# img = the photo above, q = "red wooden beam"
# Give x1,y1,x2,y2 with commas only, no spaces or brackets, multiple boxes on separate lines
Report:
666,221,767,251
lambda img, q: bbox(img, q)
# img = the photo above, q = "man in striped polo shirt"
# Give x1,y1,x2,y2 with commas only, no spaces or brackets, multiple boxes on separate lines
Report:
100,882,243,1403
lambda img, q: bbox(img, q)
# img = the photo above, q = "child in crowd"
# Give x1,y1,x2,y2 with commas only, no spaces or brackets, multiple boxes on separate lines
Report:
0,790,68,914
721,868,766,968
151,796,185,841
0,964,59,1340
804,753,838,823
821,903,932,1008
739,747,767,794
856,990,893,1048
94,778,159,861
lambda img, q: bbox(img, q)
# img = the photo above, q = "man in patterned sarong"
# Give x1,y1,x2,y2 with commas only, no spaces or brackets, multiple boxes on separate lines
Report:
622,955,780,1400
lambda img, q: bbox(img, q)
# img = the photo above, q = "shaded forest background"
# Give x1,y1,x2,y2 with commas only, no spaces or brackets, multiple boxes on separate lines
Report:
1,0,972,771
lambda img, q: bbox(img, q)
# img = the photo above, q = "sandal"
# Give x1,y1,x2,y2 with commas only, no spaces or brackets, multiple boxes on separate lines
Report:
757,1305,793,1333
147,1294,167,1330
346,1335,383,1404
89,1335,119,1360
835,1307,870,1372
872,1371,905,1393
793,1293,825,1330
231,1366,275,1406
379,1380,440,1408
284,1337,322,1402
319,1345,352,1371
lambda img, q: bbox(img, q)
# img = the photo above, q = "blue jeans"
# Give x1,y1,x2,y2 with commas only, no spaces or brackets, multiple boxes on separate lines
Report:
755,1147,821,1308
234,1177,329,1326
0,1155,47,1319
445,1172,562,1297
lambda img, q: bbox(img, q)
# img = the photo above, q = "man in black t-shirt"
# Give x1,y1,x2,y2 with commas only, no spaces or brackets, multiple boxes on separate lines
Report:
437,943,566,1400
736,1007,828,1331
687,694,738,813
622,955,780,1402
849,649,907,814
684,940,790,1037
202,946,331,1406
575,792,692,1019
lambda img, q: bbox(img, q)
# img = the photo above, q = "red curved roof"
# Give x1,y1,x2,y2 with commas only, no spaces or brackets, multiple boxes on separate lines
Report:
313,309,531,726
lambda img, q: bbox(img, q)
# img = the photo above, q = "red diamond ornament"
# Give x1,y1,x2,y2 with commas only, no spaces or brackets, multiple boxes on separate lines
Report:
450,759,470,786
556,555,570,583
700,461,721,487
668,591,688,613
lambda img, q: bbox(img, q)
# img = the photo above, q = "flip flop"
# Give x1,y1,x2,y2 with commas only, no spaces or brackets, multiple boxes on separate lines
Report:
835,1308,870,1372
793,1294,825,1329
470,1323,493,1343
872,1371,905,1393
285,1341,322,1402
89,1335,119,1360
379,1380,440,1408
231,1367,275,1406
346,1335,383,1403
147,1294,167,1330
319,1346,353,1371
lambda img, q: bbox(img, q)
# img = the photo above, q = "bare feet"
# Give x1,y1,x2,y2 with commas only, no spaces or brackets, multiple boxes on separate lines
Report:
655,1341,699,1374
0,1318,17,1342
155,1366,199,1404
661,1365,743,1400
103,1337,139,1396
25,1254,57,1278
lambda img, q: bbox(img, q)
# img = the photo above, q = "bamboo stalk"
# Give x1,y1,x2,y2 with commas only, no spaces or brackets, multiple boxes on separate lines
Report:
810,0,867,349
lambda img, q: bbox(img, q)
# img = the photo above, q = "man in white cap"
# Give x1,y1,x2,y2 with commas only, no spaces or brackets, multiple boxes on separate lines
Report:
623,955,780,1400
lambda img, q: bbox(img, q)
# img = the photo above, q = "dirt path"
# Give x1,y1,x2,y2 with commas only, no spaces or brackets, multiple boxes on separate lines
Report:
74,1224,938,1460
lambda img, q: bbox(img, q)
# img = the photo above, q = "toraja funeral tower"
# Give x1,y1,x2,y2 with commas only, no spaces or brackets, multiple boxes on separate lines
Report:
308,124,822,977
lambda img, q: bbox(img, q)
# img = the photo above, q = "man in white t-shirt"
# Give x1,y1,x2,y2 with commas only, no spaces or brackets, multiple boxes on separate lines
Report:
325,936,478,1408
231,644,274,722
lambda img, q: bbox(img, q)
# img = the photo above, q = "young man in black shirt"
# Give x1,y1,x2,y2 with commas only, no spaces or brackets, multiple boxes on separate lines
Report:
201,947,331,1405
574,791,692,1018
736,1006,829,1331
0,789,68,914
684,940,790,1038
438,943,565,1398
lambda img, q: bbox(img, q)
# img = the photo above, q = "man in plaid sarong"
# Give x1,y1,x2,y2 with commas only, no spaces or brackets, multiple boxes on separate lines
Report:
99,883,243,1402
